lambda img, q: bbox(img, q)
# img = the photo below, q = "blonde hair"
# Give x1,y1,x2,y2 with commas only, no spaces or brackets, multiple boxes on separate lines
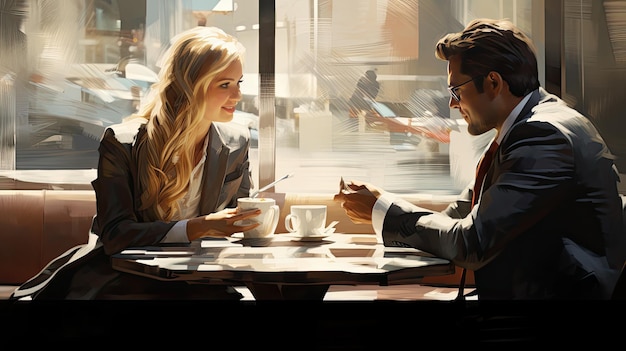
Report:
132,26,245,221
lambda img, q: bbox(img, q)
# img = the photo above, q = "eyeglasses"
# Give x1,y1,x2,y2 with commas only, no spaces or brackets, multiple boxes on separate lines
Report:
447,76,481,102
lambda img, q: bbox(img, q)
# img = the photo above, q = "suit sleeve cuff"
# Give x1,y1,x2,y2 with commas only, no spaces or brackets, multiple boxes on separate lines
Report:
372,192,396,243
161,220,190,243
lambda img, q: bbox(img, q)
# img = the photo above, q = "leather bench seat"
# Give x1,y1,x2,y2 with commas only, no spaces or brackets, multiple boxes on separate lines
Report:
0,190,96,286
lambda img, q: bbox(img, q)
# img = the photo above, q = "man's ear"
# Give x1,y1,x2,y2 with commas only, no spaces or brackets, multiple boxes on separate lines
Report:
486,71,503,96
488,72,500,87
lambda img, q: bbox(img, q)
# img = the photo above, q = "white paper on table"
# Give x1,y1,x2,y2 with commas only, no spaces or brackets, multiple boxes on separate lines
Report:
200,238,242,248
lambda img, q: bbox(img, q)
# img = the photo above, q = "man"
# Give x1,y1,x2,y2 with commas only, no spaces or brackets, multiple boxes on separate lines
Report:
349,69,380,118
335,18,626,299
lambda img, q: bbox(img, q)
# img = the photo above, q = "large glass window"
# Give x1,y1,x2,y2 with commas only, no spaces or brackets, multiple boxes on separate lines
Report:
0,0,543,196
270,0,539,194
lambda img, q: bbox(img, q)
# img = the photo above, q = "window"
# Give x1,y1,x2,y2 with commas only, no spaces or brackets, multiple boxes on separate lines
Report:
0,0,543,196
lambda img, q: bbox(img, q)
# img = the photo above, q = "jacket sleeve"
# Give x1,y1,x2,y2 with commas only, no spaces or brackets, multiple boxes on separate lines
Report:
91,128,176,255
381,121,577,271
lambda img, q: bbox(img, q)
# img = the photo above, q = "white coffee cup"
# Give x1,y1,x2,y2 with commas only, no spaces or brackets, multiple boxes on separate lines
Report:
285,205,327,237
237,197,280,238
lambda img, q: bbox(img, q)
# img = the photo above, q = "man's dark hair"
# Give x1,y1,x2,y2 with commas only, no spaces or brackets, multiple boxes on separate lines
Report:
435,18,540,97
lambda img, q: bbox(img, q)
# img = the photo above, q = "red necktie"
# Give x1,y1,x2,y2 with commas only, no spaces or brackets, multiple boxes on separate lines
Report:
457,140,499,300
471,140,498,208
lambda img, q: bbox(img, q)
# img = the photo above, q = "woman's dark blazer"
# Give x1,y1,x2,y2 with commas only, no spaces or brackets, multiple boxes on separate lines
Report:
11,118,253,300
91,118,253,255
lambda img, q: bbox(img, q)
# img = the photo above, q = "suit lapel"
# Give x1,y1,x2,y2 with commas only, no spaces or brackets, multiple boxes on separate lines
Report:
199,125,230,214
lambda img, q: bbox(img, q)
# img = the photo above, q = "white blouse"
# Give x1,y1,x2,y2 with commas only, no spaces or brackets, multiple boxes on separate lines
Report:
160,133,210,243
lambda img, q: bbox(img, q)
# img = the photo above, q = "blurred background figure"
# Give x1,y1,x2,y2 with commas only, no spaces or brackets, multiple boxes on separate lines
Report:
349,69,379,118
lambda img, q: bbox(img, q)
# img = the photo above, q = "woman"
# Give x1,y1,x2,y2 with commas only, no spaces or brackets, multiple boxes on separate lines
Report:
13,26,262,300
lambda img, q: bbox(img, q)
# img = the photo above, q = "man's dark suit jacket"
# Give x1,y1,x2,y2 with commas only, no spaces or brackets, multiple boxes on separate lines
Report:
382,88,626,299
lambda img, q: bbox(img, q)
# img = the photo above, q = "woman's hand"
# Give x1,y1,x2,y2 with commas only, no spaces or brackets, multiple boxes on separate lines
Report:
186,207,261,241
333,178,384,225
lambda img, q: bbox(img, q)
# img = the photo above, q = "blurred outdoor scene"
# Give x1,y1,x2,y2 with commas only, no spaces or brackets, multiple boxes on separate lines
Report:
3,0,623,195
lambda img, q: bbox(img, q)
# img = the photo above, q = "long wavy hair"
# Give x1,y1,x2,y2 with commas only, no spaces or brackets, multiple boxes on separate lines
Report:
131,26,245,221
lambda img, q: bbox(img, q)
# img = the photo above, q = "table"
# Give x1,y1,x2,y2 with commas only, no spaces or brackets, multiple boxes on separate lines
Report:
111,233,454,300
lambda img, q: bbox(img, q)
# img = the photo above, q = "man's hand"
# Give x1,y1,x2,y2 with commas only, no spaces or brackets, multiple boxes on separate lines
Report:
333,178,383,225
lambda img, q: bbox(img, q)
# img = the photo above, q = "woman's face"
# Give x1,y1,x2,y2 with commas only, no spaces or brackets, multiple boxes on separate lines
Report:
204,58,243,123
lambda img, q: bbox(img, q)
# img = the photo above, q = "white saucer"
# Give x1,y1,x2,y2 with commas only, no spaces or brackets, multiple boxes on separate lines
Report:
289,233,329,242
231,232,275,239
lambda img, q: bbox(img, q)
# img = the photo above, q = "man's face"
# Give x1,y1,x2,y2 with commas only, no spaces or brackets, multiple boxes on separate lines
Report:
447,55,499,136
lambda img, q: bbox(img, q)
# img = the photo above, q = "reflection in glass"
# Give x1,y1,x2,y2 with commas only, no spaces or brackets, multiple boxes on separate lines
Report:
273,0,461,194
2,0,554,197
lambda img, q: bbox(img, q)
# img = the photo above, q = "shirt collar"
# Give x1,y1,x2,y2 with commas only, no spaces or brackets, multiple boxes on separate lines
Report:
496,92,532,144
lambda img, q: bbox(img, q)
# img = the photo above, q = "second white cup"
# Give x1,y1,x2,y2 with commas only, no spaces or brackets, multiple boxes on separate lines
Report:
285,205,327,237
